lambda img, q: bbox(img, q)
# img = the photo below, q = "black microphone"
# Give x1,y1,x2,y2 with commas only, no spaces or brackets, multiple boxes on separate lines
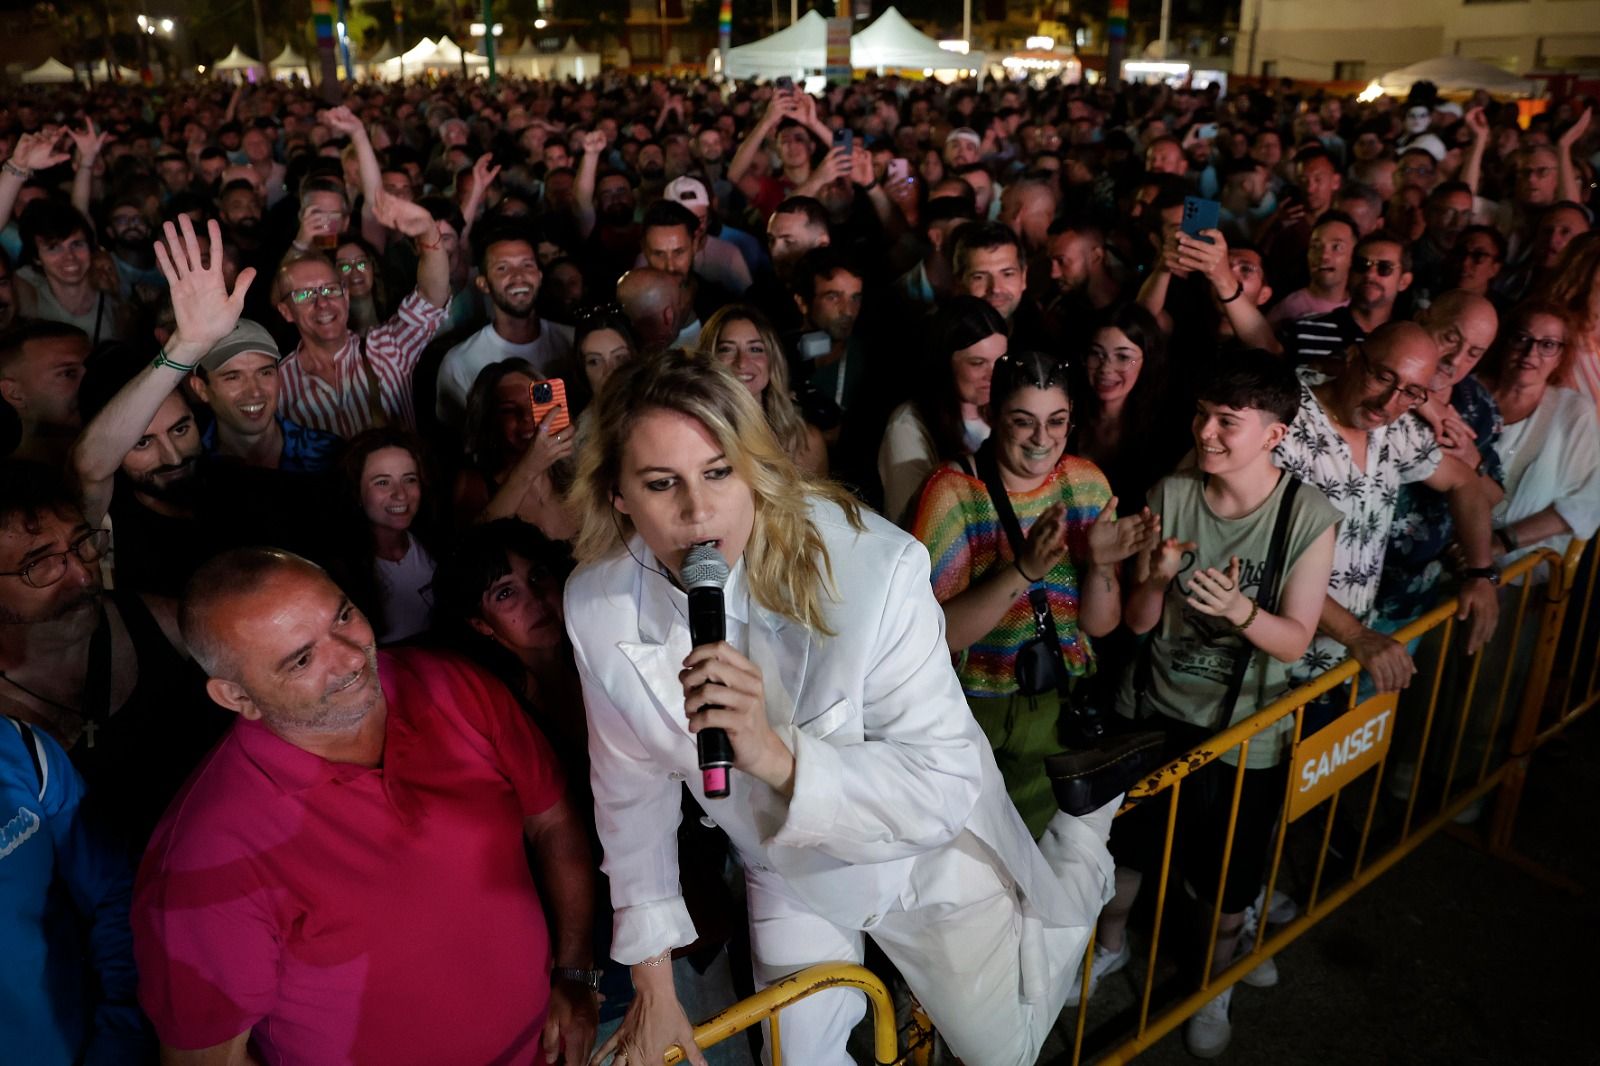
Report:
682,543,733,799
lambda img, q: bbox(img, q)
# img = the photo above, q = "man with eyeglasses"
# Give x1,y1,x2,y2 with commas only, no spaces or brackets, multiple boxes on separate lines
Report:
0,459,231,852
273,191,450,438
1461,105,1591,275
1281,231,1413,366
1272,321,1500,712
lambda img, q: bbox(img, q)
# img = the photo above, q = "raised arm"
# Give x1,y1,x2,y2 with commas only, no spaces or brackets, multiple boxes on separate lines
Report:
574,128,606,239
0,130,69,232
1557,107,1592,206
458,152,501,251
68,119,112,218
1173,229,1282,353
1460,107,1489,198
727,94,797,185
321,106,382,207
71,218,254,524
370,191,450,310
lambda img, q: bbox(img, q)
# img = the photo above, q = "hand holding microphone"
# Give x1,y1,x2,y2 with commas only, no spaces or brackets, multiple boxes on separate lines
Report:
679,544,797,799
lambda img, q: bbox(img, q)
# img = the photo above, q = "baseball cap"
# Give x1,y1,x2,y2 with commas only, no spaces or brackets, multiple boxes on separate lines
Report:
664,176,710,206
201,320,282,374
1400,133,1447,162
946,126,982,148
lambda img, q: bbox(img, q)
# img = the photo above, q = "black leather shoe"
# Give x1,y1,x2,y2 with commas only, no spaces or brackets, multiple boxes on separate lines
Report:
1045,731,1168,817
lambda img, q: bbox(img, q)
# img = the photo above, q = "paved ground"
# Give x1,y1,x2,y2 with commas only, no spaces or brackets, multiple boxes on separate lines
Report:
1037,712,1597,1065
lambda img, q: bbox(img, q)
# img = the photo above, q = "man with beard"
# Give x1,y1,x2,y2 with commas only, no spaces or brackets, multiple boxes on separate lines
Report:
74,217,330,597
0,320,88,468
435,223,576,429
190,321,341,472
951,221,1053,352
0,460,227,853
99,194,165,303
576,132,642,299
793,246,867,416
133,548,597,1066
638,200,738,326
1282,230,1413,366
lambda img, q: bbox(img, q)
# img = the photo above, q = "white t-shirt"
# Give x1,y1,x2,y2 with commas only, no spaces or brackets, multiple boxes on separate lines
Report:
1494,386,1600,579
374,537,436,645
435,319,575,428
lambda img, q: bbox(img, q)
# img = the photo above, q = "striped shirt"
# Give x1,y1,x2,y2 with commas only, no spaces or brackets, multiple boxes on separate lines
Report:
1280,305,1365,367
277,289,447,438
911,453,1112,697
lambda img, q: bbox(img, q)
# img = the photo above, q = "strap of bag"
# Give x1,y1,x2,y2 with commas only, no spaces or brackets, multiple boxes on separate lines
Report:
975,443,1073,691
356,335,389,430
7,717,47,798
1216,475,1301,726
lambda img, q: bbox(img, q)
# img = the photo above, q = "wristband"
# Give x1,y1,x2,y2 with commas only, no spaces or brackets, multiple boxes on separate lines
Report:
415,234,443,252
639,949,672,968
1233,599,1260,631
1219,277,1246,304
854,179,878,190
2,160,30,179
1015,559,1044,584
151,345,199,373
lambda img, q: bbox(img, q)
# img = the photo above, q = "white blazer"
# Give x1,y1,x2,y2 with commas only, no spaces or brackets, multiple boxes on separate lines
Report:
565,498,1109,965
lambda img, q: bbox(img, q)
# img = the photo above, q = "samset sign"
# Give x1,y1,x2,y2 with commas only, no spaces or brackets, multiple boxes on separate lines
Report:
1289,693,1397,822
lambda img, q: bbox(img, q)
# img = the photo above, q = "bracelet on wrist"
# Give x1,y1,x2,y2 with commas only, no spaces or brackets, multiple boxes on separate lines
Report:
151,345,199,374
1015,559,1043,584
1233,599,1260,631
415,235,443,252
1218,277,1246,304
2,160,31,179
639,949,672,968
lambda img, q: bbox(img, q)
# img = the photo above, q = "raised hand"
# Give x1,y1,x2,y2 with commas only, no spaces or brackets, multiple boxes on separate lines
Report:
1087,498,1160,566
8,128,70,172
322,105,368,141
1018,502,1069,580
1464,106,1490,143
470,152,502,198
153,215,256,354
67,118,113,167
1184,556,1250,625
371,188,439,240
1559,107,1592,149
581,129,608,156
1139,535,1195,586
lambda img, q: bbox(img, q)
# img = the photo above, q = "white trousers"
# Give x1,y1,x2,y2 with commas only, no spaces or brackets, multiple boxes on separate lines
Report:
743,808,1112,1066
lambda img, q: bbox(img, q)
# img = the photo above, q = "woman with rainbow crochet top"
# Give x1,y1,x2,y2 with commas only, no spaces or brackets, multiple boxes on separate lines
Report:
912,351,1159,837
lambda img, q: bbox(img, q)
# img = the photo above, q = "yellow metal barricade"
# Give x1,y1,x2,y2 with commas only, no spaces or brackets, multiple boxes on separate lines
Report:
660,962,925,1066
1076,544,1581,1064
656,541,1596,1065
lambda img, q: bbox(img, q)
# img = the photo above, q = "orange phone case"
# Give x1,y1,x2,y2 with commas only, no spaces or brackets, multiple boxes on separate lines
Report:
529,378,571,436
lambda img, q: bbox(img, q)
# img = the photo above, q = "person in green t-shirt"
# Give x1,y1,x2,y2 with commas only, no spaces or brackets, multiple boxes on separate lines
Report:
1071,350,1340,1060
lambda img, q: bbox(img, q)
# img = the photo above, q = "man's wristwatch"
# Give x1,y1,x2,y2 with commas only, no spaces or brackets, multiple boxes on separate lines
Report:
1460,566,1501,586
551,966,604,992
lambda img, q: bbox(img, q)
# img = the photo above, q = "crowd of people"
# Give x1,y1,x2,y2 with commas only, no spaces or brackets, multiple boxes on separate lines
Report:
2,65,1599,1066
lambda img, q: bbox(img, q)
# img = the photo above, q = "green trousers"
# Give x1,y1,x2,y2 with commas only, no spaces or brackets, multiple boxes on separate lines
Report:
967,690,1068,840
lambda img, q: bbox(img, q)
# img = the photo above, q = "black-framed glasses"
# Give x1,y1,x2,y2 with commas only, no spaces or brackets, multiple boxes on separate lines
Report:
0,529,111,589
287,284,345,304
1353,256,1400,277
1355,345,1429,407
1509,331,1566,359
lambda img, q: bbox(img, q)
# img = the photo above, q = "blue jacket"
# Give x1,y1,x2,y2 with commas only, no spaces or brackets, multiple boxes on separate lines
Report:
1,717,146,1064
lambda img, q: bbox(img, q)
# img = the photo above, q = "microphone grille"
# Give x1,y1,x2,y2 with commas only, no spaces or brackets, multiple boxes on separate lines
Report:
681,543,730,590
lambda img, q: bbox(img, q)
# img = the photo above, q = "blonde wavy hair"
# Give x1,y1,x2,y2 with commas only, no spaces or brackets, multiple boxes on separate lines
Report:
697,304,812,464
568,348,864,633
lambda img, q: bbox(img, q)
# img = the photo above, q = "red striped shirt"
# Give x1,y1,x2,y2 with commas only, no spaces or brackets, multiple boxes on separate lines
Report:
277,289,447,438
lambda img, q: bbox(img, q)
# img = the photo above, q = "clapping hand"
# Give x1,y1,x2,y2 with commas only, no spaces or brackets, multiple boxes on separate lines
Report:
1137,534,1195,586
153,215,256,354
1087,497,1161,566
1184,556,1251,626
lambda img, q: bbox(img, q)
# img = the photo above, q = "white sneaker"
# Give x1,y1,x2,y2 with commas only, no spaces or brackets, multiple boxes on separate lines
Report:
1234,904,1279,988
1185,986,1234,1058
1252,886,1300,925
1063,939,1131,1007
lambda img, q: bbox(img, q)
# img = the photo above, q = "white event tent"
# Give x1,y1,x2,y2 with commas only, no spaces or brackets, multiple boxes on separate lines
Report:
852,7,983,73
551,37,601,80
1377,56,1538,98
212,45,263,75
270,44,312,82
722,10,827,80
20,58,76,84
81,58,141,82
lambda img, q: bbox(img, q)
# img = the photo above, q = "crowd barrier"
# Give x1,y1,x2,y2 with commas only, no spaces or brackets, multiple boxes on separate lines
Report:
655,540,1593,1065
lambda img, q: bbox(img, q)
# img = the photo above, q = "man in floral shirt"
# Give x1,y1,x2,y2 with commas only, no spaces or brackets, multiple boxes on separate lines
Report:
1272,322,1500,725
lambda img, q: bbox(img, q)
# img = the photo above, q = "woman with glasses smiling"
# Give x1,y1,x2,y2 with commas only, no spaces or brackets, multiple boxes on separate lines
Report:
335,234,390,338
913,351,1159,837
1478,301,1600,567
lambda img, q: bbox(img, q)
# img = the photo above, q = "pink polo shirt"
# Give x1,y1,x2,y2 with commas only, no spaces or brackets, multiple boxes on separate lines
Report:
133,649,566,1065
